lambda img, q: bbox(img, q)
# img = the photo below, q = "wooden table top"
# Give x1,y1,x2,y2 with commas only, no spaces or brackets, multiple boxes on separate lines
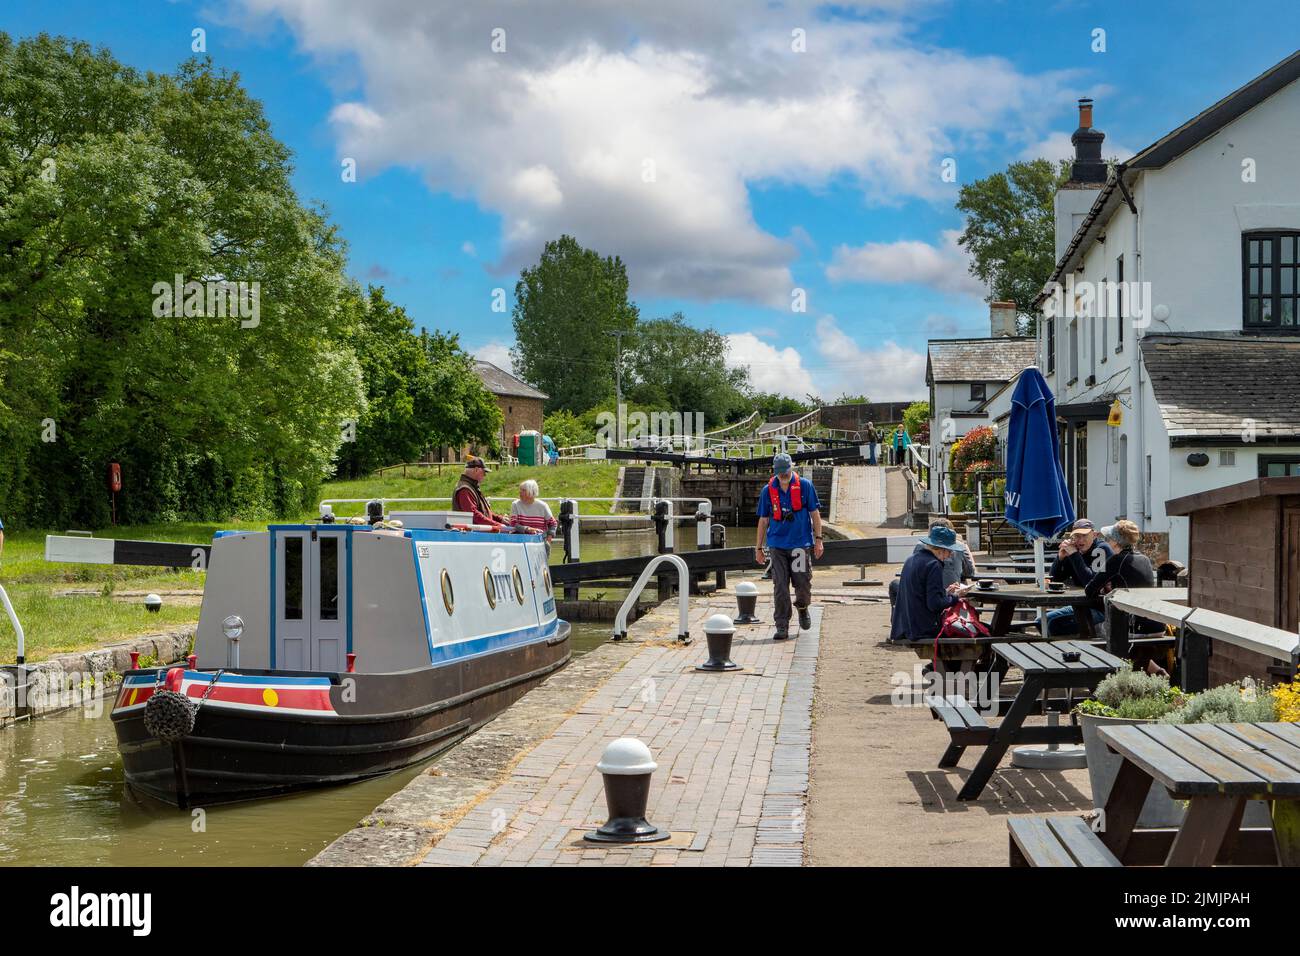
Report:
1097,722,1300,798
992,639,1128,676
966,585,1088,607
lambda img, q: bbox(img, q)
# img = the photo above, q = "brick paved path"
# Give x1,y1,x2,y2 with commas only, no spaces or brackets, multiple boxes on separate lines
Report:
418,599,818,867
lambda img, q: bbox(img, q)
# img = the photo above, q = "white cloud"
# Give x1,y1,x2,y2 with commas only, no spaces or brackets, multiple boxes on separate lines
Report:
826,228,985,298
811,316,927,399
232,0,1071,304
461,240,477,256
473,340,515,372
725,332,816,399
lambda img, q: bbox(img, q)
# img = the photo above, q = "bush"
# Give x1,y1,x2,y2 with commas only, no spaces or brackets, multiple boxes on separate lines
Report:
1076,667,1184,719
950,426,997,474
1161,681,1277,725
902,400,929,439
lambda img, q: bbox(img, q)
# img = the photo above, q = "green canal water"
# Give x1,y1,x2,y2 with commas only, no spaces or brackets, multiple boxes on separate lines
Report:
0,531,688,867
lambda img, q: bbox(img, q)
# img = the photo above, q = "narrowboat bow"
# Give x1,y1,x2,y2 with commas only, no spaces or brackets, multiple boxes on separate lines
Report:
110,507,570,807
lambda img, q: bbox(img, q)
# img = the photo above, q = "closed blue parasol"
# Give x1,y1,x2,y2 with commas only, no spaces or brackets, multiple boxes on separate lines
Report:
1004,367,1075,540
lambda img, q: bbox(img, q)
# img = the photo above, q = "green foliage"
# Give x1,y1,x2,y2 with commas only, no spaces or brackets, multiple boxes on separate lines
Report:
0,34,366,527
1161,681,1277,725
950,426,998,474
333,286,500,477
956,159,1071,330
750,392,812,420
623,314,750,426
1077,667,1185,719
902,401,929,439
510,235,638,414
542,409,590,449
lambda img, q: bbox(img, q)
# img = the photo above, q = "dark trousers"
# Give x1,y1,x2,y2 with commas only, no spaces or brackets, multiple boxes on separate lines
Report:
769,547,813,632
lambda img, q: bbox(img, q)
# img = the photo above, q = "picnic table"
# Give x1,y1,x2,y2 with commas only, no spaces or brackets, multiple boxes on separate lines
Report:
966,584,1098,640
1098,722,1300,866
947,640,1127,801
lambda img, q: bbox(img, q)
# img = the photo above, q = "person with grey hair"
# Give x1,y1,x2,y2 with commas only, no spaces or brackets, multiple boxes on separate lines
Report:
510,479,557,546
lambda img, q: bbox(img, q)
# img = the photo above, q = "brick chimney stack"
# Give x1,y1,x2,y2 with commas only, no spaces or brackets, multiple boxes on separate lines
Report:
1069,97,1107,184
990,301,1018,338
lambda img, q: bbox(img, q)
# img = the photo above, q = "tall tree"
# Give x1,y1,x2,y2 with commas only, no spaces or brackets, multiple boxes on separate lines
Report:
623,314,749,426
510,235,638,414
334,286,501,478
0,34,365,526
955,159,1070,330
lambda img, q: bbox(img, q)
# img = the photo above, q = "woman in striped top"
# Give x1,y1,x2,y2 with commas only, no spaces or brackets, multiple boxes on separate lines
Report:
510,480,557,549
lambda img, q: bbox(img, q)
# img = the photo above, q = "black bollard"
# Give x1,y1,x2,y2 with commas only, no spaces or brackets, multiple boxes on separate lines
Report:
733,580,760,625
584,738,670,844
696,614,741,672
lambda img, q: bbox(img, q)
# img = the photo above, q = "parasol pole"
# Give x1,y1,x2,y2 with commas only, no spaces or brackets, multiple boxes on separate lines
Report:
1034,537,1047,636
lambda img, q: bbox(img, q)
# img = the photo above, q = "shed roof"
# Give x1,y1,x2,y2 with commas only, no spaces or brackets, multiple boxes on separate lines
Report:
1141,333,1300,444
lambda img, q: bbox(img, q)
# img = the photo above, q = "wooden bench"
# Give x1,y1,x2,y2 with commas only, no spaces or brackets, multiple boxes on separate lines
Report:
1008,816,1122,867
929,694,994,767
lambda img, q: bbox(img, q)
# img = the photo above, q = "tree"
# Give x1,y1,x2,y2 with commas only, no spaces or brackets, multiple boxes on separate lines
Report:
510,235,638,414
0,34,365,526
748,392,811,420
902,400,930,439
955,159,1070,331
334,286,501,478
623,314,749,427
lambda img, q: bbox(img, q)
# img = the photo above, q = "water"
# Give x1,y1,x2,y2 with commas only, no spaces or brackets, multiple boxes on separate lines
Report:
0,531,666,866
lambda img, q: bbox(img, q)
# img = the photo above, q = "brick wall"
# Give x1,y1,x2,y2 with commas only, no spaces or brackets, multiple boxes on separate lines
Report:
819,402,911,432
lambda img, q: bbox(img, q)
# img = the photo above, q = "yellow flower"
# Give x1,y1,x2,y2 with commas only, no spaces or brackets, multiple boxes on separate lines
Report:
1271,682,1300,723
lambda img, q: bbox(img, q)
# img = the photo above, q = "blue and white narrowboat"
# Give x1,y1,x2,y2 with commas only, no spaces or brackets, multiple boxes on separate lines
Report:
110,507,569,807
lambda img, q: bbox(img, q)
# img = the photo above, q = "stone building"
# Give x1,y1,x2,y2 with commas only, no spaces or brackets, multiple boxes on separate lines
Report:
472,360,548,456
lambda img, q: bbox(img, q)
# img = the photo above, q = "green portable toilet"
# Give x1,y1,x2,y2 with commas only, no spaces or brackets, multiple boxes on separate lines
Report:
517,430,542,466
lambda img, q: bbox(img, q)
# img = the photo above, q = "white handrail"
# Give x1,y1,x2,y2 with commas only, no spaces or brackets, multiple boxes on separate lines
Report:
0,583,25,664
612,554,691,642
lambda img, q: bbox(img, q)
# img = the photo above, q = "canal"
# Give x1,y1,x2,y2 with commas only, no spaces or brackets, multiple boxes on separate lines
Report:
0,531,691,866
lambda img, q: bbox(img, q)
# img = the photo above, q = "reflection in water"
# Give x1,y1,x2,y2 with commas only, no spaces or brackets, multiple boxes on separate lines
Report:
1,531,670,866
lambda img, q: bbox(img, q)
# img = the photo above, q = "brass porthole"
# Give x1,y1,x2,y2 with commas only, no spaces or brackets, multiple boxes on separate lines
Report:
483,567,496,609
512,567,525,604
440,569,455,615
543,567,552,596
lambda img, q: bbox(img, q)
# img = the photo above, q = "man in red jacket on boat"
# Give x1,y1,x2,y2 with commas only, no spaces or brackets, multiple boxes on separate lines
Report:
754,453,823,641
452,457,514,531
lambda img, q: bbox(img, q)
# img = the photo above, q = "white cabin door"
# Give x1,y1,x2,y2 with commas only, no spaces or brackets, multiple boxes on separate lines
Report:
309,530,347,673
274,529,348,672
275,532,310,670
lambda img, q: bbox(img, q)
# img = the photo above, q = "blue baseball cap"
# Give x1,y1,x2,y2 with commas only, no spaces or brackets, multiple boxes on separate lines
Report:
918,524,958,549
772,453,793,475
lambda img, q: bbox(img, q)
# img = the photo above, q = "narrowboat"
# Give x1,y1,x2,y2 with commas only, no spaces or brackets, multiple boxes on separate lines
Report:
109,507,570,807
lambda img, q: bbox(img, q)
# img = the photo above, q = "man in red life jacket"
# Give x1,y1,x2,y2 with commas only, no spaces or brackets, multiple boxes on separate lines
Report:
755,453,823,640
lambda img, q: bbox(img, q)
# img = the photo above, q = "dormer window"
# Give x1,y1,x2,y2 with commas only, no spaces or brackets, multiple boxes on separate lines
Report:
1243,232,1300,332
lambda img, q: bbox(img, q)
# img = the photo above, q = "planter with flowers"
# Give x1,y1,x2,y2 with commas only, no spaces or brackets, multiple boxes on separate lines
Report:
1078,671,1287,827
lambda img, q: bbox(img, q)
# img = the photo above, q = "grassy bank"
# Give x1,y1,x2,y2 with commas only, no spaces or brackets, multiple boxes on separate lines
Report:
0,462,622,662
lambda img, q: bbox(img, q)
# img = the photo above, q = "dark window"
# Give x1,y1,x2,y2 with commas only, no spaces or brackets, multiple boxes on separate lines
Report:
1260,455,1300,478
284,537,303,620
1244,232,1300,332
1115,256,1125,350
970,383,986,402
318,536,339,621
1046,317,1056,374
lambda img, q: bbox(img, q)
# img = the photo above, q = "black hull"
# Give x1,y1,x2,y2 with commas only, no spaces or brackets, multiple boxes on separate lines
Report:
112,623,570,808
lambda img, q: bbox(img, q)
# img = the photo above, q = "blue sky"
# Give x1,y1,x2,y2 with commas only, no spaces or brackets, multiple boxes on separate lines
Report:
5,0,1299,399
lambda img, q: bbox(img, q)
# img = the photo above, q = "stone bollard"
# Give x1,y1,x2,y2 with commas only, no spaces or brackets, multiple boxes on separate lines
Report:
584,737,670,844
697,613,740,672
733,580,760,625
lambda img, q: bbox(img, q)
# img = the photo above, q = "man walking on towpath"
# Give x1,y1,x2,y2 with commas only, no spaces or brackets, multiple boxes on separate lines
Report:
755,453,824,640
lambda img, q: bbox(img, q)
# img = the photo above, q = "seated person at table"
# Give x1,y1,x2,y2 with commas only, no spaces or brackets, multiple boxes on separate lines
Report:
889,524,973,642
1043,518,1113,635
1080,521,1164,634
890,517,975,619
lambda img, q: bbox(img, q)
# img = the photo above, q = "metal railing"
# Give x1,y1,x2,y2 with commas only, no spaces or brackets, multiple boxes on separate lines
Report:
612,554,691,642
